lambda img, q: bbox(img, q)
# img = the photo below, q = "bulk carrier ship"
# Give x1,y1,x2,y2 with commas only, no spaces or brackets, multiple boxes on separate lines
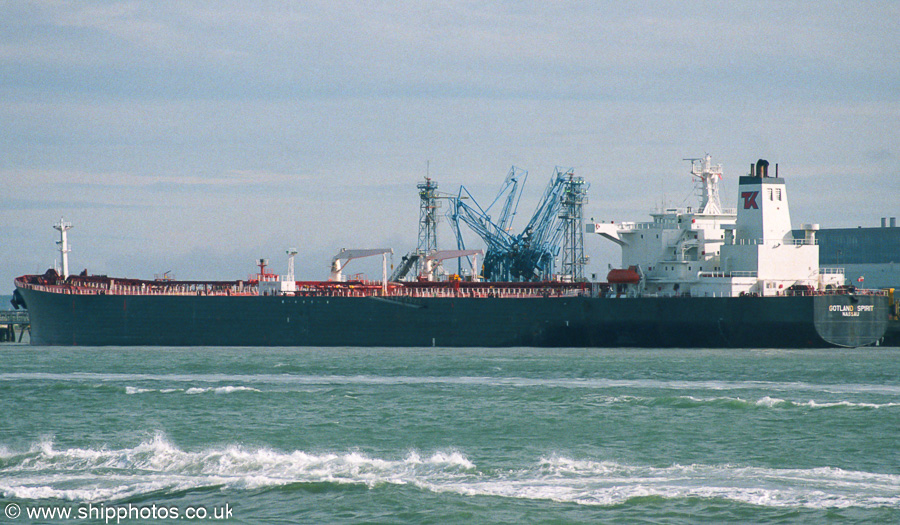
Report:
11,156,889,348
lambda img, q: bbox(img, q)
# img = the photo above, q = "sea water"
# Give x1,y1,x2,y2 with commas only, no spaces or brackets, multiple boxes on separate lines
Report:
1,346,898,524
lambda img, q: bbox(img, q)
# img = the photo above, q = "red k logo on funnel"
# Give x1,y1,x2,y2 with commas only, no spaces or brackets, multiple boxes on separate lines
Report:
741,191,759,209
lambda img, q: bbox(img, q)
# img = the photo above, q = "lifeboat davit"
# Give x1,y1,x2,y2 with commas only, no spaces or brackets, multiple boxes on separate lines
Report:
607,266,641,284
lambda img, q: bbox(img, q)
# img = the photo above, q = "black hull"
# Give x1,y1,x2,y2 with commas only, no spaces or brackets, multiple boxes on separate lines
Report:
16,287,889,348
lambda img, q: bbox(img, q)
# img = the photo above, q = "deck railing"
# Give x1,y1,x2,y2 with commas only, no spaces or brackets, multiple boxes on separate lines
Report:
15,278,588,300
697,271,758,278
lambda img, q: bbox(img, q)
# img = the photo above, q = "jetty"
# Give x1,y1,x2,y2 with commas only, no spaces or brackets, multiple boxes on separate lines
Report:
0,310,30,342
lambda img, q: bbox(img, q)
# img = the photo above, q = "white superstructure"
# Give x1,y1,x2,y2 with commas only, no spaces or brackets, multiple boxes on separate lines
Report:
587,155,845,298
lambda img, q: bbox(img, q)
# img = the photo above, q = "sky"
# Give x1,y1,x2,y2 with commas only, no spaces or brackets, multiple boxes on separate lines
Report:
2,1,898,287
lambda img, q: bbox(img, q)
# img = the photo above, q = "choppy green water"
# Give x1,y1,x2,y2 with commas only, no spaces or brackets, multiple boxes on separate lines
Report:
1,346,898,524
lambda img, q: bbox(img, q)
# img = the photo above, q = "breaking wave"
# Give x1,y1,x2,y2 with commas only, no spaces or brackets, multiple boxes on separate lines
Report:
1,436,897,509
124,386,261,395
4,372,900,395
7,372,897,411
639,395,900,410
184,386,261,395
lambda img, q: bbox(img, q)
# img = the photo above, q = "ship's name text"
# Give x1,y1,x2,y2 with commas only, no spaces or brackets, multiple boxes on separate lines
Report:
829,304,875,317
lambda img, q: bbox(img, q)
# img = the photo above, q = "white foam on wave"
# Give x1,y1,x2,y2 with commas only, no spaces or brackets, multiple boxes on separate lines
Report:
2,436,898,509
437,456,900,509
124,386,154,395
115,384,900,410
124,386,260,395
406,450,476,470
184,386,261,395
800,400,900,409
756,396,787,408
0,435,477,502
5,372,900,398
586,394,900,411
754,397,900,409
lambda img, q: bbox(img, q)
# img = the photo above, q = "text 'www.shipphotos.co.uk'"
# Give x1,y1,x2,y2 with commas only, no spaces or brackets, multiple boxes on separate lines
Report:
5,502,234,523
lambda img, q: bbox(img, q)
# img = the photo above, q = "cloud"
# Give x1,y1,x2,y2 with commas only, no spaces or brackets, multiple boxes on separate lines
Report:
0,198,138,211
4,2,896,103
1,1,898,288
1,168,301,190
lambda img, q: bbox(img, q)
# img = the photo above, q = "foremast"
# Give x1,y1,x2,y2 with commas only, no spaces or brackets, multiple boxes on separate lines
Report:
53,218,73,279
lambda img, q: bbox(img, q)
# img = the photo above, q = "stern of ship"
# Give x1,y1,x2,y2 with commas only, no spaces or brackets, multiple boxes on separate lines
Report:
814,293,890,347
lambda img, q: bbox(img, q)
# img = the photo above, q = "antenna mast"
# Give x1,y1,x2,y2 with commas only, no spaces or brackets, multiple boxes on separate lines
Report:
53,218,73,279
685,154,723,215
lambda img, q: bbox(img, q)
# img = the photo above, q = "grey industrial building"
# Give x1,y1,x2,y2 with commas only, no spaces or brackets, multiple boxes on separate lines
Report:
795,218,899,290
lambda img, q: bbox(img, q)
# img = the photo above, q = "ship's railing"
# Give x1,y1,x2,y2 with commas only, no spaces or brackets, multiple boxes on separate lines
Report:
16,279,589,299
621,222,653,230
291,287,586,299
602,210,739,233
784,288,888,297
590,220,646,231
785,238,817,246
732,238,817,246
698,269,850,280
697,271,758,278
16,282,259,297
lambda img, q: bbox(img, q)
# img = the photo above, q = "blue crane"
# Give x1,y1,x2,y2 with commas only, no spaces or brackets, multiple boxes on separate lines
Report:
449,166,584,282
509,167,574,280
448,167,525,279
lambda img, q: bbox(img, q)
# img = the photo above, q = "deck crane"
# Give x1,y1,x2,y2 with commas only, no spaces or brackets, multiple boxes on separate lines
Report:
448,166,526,279
514,169,565,278
392,177,464,282
329,248,393,294
450,195,516,280
487,166,527,235
511,167,584,280
420,249,484,281
449,166,587,282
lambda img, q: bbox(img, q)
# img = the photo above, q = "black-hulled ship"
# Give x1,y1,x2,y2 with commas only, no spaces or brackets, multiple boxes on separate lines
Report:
12,156,890,348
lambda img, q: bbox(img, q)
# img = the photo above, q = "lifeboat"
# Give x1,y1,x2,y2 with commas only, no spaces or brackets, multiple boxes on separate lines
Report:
607,266,641,284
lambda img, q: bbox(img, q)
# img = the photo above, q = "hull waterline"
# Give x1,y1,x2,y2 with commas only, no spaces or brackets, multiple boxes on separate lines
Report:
16,285,889,348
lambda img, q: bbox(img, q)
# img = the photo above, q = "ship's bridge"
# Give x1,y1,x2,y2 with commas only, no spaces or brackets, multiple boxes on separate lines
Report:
589,204,737,283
